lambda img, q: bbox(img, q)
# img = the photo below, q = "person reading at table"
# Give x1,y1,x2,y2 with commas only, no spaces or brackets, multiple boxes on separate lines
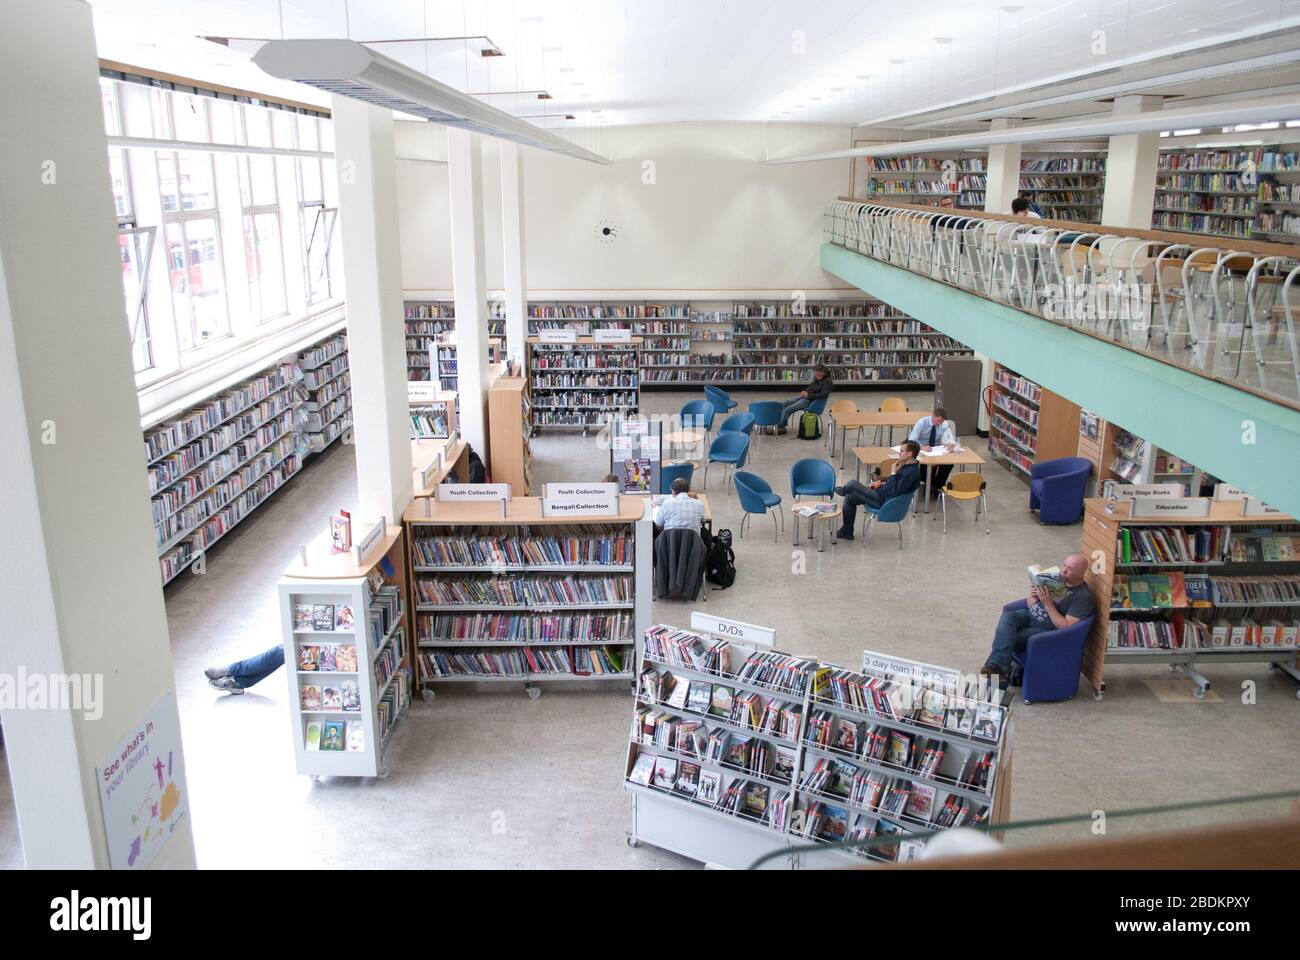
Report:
777,364,834,434
653,476,706,534
832,441,921,540
908,408,956,498
980,553,1096,685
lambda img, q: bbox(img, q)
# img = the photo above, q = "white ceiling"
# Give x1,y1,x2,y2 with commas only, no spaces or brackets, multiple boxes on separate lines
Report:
88,0,1300,133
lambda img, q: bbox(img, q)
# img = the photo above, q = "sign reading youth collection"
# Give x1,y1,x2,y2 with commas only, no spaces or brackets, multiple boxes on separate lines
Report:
436,483,511,502
541,482,619,517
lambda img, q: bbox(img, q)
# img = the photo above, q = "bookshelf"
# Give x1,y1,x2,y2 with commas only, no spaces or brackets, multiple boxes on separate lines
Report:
987,363,1082,482
296,332,352,455
279,523,412,778
854,154,967,207
1150,146,1300,244
404,300,507,381
625,624,1013,869
1254,147,1300,241
146,329,345,586
958,157,987,208
1019,153,1106,222
528,301,689,384
1081,498,1300,700
526,335,642,430
402,495,652,699
408,388,457,441
487,376,533,494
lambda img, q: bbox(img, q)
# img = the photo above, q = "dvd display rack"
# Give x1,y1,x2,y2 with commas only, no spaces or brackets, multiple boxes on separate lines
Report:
526,335,642,429
296,331,352,455
146,328,346,586
625,624,1012,869
402,495,652,699
404,299,507,381
279,523,412,778
1081,497,1300,699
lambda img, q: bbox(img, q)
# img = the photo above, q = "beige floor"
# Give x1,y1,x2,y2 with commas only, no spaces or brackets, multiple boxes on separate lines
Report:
2,387,1297,868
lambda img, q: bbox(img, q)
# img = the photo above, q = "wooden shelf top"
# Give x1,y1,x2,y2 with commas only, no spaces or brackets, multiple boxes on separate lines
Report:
408,388,458,405
527,335,644,346
1084,498,1293,525
404,494,648,526
412,437,469,496
489,376,529,395
283,524,404,581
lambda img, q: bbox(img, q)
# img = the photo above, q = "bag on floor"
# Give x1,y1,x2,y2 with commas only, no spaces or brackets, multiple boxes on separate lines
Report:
797,411,822,440
704,528,736,589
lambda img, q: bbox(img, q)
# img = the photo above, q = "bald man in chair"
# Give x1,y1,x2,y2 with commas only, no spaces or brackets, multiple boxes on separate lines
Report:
979,552,1096,684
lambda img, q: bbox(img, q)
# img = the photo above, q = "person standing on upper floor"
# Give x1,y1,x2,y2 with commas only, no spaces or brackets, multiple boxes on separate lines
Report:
908,407,957,498
777,363,834,435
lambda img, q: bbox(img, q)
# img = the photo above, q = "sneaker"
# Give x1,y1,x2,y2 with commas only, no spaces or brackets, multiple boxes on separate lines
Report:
204,665,229,680
208,676,245,695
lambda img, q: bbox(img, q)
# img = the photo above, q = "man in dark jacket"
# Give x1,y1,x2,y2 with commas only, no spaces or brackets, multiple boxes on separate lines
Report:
833,441,922,540
778,364,834,433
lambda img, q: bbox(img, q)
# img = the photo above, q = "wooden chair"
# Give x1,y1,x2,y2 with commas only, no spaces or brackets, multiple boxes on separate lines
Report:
940,471,989,534
828,398,860,455
876,396,907,444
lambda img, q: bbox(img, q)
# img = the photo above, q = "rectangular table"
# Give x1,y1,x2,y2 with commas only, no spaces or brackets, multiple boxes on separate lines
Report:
828,410,929,467
850,445,986,513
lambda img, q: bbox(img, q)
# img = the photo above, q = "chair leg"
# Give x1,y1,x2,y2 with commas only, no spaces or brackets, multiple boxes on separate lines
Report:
941,494,947,534
770,509,779,542
982,493,990,534
897,521,903,550
702,461,711,489
739,512,749,539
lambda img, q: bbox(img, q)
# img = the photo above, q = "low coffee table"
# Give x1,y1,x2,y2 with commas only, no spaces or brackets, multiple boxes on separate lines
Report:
790,499,842,552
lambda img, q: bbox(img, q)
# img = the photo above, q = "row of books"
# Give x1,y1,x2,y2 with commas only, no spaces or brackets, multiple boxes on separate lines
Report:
641,670,805,743
865,179,958,196
532,374,640,389
369,586,403,650
1255,212,1300,235
990,414,1036,454
992,393,1039,429
1034,205,1099,219
805,710,995,784
1020,157,1105,173
418,611,633,645
377,668,410,742
144,364,292,463
302,354,348,391
374,631,404,689
1158,150,1255,172
733,319,918,334
404,303,454,319
1257,182,1300,202
529,391,639,409
418,645,630,678
733,303,889,318
1155,194,1254,215
151,431,296,534
414,575,633,607
528,303,689,319
300,370,350,411
1113,573,1300,609
1109,617,1298,650
628,749,785,830
529,355,639,370
412,531,633,568
1116,525,1231,564
731,351,954,365
409,407,450,440
147,393,296,494
816,668,1005,742
1019,177,1100,190
298,335,347,371
734,336,960,350
296,395,350,435
635,706,797,783
1154,211,1253,237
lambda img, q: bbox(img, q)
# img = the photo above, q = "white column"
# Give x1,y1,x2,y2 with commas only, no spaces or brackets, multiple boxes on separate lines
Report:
499,141,529,367
332,96,412,522
984,119,1023,215
1101,95,1163,229
447,128,490,463
0,0,195,868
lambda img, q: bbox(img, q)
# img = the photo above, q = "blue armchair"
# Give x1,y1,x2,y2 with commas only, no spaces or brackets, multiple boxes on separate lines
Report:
734,471,783,541
718,411,756,437
680,399,715,436
790,458,835,499
704,385,738,414
1004,599,1095,703
748,401,784,439
703,431,750,492
863,493,913,549
1029,457,1091,524
658,461,694,495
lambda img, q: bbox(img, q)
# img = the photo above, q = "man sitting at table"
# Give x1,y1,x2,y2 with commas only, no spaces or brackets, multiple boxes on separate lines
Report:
777,364,834,434
908,407,956,498
832,441,921,540
653,476,706,534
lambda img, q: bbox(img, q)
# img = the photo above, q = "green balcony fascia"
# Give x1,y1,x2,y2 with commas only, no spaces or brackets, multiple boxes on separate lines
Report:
821,242,1300,518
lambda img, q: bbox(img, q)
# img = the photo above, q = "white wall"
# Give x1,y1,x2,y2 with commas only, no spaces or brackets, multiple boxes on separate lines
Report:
396,122,858,299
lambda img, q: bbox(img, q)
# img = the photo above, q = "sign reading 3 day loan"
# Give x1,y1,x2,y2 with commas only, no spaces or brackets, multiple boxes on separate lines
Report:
96,691,190,869
542,482,619,517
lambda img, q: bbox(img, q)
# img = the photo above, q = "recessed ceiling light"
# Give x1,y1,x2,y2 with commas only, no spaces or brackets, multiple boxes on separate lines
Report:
558,66,575,73
890,58,905,65
933,37,952,44
541,45,562,53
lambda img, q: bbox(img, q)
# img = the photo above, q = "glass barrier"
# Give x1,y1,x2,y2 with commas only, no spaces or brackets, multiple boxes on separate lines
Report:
749,785,1300,868
824,201,1300,408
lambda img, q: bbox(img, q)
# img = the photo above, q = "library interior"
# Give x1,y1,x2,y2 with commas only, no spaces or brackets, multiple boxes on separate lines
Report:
5,0,1300,873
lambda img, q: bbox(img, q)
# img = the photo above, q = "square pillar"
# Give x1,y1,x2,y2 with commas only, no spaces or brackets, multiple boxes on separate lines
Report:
447,128,490,463
1101,95,1163,229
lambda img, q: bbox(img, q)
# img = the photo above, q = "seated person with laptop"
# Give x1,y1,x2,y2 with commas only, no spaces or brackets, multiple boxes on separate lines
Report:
832,441,922,540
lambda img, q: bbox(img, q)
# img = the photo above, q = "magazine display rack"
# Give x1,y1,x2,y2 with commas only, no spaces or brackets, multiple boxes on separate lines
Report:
279,523,411,778
624,622,1012,869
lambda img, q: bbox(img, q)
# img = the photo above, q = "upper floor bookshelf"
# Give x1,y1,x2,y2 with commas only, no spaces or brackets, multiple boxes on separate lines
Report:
1153,145,1300,244
404,300,507,381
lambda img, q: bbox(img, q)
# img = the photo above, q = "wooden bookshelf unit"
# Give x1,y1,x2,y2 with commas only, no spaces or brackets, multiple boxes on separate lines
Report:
987,363,1081,482
526,335,642,430
487,376,532,493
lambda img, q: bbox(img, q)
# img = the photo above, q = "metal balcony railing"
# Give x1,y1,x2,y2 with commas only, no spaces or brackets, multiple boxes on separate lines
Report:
825,200,1300,408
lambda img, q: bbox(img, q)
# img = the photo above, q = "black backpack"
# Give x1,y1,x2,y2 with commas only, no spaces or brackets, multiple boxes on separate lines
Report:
703,527,736,589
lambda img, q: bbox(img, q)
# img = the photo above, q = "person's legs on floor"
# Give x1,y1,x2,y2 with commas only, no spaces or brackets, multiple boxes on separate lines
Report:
779,397,810,431
982,607,1047,677
206,644,286,694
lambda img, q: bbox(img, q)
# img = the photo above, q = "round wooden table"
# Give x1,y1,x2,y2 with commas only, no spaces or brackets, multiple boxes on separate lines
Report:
664,429,706,462
791,499,842,552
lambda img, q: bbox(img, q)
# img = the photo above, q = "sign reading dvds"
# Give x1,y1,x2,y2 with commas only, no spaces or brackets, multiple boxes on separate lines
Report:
690,612,775,647
436,483,511,502
1117,483,1186,499
592,328,633,343
1130,497,1213,517
861,649,962,688
538,329,578,344
541,482,618,517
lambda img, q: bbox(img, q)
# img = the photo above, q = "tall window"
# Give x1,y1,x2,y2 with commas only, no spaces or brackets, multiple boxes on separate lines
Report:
239,153,288,321
295,114,337,305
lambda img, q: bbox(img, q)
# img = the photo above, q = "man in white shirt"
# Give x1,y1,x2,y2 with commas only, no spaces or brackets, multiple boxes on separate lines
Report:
1011,197,1041,219
653,476,706,532
908,407,957,499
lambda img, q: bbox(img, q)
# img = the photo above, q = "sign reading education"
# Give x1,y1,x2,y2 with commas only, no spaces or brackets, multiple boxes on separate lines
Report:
690,612,775,647
541,482,618,517
96,691,189,870
1130,497,1213,518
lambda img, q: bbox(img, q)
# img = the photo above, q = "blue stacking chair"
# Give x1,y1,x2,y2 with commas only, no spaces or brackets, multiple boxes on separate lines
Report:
805,395,830,434
748,401,783,441
718,411,755,437
863,492,914,549
704,385,738,414
734,471,784,542
703,431,750,493
658,461,694,495
680,399,715,437
789,458,835,499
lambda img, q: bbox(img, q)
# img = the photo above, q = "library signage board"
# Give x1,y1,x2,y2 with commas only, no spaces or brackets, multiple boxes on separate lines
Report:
689,612,775,647
1129,497,1213,518
1213,484,1248,502
408,381,441,402
862,650,963,688
593,328,633,343
419,454,443,490
541,482,619,517
1241,497,1283,517
538,329,578,344
1118,483,1186,500
96,691,190,870
436,483,511,503
353,519,387,561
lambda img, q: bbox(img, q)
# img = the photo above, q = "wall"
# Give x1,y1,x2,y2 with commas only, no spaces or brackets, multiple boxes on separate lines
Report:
396,122,858,299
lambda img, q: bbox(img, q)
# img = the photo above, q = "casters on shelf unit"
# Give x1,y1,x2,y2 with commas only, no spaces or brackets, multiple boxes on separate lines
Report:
1192,686,1207,701
526,684,541,700
626,835,639,848
421,688,436,703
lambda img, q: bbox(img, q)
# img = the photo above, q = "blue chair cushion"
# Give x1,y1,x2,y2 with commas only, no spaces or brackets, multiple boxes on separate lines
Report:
760,492,781,507
793,483,828,496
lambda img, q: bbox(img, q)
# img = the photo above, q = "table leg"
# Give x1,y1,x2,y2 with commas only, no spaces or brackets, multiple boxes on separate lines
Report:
818,521,826,553
840,427,848,469
924,463,933,514
856,456,862,482
792,514,800,547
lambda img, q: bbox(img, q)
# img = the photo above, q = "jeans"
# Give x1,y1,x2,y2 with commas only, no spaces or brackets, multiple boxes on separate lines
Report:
985,607,1051,674
837,479,883,533
226,644,285,689
779,397,811,427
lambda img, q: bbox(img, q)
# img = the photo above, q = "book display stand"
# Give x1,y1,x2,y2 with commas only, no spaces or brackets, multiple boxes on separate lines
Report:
625,621,1012,869
402,495,653,699
1082,497,1300,700
279,523,412,778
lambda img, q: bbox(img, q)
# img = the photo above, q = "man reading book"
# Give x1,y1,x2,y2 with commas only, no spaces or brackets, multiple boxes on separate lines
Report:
832,441,922,540
980,552,1096,683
